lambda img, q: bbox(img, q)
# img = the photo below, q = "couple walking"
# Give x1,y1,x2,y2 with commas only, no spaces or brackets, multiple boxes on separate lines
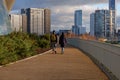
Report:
50,30,67,54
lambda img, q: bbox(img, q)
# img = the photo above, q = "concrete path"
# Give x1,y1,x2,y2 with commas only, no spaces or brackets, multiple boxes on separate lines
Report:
0,46,108,80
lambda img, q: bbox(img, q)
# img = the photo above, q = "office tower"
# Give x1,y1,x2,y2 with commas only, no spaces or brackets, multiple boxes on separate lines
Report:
95,10,111,38
109,0,115,10
75,10,82,26
90,13,95,36
21,8,51,35
74,10,82,35
0,0,15,35
44,9,51,34
10,14,22,32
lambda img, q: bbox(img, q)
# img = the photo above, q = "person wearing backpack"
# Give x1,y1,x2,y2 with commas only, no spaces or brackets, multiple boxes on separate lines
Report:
50,30,57,54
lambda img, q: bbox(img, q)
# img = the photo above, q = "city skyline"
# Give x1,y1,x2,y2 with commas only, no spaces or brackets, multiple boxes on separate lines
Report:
11,0,120,32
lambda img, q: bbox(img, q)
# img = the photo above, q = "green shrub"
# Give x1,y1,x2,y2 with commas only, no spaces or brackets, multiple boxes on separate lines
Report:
38,39,50,48
41,34,50,41
0,31,50,65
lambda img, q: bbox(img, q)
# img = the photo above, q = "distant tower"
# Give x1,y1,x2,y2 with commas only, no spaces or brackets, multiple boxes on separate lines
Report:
44,9,51,34
94,10,111,38
74,10,82,26
109,0,115,10
109,0,116,40
90,13,95,36
74,10,82,35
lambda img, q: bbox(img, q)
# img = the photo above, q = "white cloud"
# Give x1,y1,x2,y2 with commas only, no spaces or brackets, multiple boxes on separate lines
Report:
51,5,99,32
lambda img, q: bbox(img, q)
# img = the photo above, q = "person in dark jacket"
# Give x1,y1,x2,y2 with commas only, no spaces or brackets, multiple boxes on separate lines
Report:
59,32,67,54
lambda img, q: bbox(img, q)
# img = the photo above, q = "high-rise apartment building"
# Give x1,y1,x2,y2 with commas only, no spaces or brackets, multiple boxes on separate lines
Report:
109,0,116,39
10,14,27,32
21,8,51,35
10,14,22,32
26,8,45,35
94,10,112,38
109,10,116,39
90,13,95,36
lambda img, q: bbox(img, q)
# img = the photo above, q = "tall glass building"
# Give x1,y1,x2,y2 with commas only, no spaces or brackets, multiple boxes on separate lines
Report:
74,10,82,26
90,13,95,36
95,10,111,38
109,0,115,10
74,10,82,35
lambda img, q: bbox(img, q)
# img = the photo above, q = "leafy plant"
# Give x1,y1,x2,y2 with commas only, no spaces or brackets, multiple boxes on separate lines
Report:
0,31,50,65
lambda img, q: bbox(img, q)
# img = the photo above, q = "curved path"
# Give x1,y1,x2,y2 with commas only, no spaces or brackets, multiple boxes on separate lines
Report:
0,46,108,80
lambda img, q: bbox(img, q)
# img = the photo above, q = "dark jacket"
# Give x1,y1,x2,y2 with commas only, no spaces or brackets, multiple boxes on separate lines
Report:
59,35,66,47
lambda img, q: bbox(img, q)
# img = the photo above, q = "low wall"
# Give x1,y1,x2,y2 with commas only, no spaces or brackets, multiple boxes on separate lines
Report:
67,38,120,80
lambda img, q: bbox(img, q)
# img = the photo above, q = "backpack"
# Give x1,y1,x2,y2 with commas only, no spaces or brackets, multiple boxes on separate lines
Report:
51,34,56,42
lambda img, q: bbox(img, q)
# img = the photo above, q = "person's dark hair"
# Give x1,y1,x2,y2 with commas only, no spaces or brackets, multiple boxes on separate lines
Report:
53,30,55,34
61,32,64,38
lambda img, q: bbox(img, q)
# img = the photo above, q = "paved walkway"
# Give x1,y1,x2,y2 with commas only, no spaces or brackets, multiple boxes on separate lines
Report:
0,46,108,80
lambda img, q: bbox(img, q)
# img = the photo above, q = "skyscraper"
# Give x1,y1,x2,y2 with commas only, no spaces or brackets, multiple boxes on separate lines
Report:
109,0,115,10
74,10,82,35
109,0,116,40
26,8,45,35
94,10,111,38
90,13,95,36
21,8,51,35
75,10,82,26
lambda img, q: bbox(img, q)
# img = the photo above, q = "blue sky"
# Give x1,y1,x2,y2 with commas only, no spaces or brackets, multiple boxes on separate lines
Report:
11,0,120,32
